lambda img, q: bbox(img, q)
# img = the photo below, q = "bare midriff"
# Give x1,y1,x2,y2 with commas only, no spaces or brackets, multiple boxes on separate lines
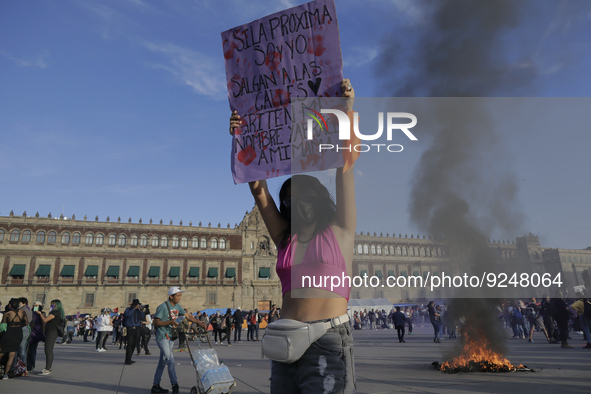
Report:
280,288,348,322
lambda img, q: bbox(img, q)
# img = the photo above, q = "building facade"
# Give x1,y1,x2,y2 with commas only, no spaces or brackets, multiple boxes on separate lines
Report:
1,210,590,315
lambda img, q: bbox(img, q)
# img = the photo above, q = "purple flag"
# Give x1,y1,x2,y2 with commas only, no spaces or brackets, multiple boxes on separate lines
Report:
222,0,343,184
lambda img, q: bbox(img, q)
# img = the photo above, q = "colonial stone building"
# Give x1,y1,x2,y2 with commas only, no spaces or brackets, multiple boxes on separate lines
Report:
1,210,590,315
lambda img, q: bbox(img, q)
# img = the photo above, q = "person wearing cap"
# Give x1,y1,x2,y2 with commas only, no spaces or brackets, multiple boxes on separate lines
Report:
151,287,205,394
123,299,144,365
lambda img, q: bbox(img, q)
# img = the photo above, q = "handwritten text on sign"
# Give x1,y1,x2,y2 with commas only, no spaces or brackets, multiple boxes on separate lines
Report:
222,0,343,183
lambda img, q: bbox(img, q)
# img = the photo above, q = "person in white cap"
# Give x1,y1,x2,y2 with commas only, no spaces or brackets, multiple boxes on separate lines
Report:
150,287,205,394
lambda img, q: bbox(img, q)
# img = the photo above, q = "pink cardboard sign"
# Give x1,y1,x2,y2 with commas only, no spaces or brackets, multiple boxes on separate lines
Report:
222,0,343,184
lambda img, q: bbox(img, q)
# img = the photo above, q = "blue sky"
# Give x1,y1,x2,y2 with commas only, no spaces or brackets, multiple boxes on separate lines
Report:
1,0,590,249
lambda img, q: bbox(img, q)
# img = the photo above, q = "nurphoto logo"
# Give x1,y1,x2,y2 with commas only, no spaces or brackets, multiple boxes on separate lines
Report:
305,108,418,153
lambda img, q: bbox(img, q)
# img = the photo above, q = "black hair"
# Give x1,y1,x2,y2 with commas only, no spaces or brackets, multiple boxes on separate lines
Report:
9,298,20,310
18,297,28,305
278,175,336,244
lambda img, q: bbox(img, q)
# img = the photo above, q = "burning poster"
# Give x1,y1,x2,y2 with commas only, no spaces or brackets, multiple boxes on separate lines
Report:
222,0,343,184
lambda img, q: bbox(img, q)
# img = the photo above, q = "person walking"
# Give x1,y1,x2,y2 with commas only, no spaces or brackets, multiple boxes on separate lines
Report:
139,305,152,355
392,306,407,343
36,299,64,375
123,299,144,365
428,301,442,343
95,309,112,352
150,287,205,394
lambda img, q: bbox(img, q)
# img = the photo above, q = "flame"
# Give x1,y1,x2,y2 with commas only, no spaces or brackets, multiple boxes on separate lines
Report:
440,331,524,372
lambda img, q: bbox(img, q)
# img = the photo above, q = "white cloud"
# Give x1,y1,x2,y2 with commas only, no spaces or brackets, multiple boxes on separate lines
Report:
1,50,50,69
143,42,226,99
344,46,379,68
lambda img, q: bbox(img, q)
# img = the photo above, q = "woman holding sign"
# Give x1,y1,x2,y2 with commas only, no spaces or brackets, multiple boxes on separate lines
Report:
230,79,357,393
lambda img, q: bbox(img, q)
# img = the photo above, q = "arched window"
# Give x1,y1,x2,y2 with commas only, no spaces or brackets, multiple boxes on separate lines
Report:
96,234,104,245
10,230,20,242
131,235,138,246
192,237,199,248
72,232,81,245
402,247,407,256
172,236,179,248
410,247,414,256
384,246,389,255
211,238,218,249
22,230,31,243
140,235,148,246
200,237,207,249
152,236,159,247
0,229,4,242
161,236,168,247
377,245,382,255
391,246,395,255
61,232,70,245
36,231,46,244
219,238,226,250
47,231,56,244
181,237,188,248
357,244,363,254
86,233,94,245
371,245,376,254
363,244,369,254
118,234,126,246
428,248,432,257
108,234,116,245
421,248,426,257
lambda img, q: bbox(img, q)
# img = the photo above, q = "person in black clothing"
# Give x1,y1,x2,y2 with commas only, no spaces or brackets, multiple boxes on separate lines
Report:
0,298,28,379
233,308,244,343
222,308,233,346
211,311,223,345
36,299,65,375
123,299,145,365
392,306,407,343
549,294,573,348
427,301,442,343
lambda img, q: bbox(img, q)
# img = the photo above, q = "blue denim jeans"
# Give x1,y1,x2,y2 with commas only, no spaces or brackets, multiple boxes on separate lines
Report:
153,338,177,386
270,321,355,393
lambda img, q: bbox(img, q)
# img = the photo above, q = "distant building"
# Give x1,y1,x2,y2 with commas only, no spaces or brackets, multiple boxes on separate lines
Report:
1,210,590,314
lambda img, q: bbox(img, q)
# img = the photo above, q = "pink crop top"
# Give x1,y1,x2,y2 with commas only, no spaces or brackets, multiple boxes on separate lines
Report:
276,226,351,300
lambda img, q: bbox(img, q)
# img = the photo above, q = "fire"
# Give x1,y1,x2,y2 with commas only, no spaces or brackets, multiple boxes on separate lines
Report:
439,331,525,373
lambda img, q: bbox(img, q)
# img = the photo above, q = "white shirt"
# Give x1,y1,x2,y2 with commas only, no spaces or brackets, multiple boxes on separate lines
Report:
97,314,112,332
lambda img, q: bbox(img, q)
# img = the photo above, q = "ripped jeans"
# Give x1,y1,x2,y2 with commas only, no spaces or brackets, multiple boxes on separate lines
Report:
271,321,356,394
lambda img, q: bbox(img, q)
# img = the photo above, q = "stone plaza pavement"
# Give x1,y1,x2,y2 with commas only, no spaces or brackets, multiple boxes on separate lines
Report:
1,325,589,394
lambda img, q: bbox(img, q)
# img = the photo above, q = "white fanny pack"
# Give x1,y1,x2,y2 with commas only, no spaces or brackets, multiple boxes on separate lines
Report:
261,313,349,364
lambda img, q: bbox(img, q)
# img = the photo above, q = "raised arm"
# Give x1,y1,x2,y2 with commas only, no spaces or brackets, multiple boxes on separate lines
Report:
230,111,287,245
334,79,357,236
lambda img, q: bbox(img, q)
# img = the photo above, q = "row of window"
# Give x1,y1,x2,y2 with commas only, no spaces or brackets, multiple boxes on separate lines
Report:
356,244,446,257
358,268,439,279
0,229,227,250
7,264,272,279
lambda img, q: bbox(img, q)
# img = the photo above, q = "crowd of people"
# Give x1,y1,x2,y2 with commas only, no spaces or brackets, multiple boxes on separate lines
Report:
349,295,591,349
0,297,64,378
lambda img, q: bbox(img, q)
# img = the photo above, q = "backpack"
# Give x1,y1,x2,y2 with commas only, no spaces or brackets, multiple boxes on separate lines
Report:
525,306,537,320
512,307,523,320
584,300,591,319
250,314,257,325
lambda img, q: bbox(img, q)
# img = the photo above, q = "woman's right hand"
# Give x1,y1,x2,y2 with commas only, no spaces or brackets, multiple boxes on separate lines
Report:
229,110,241,135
